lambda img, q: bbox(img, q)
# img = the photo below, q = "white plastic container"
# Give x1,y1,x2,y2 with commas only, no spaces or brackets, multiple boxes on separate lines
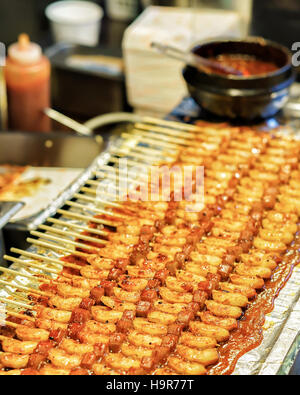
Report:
123,6,243,116
46,1,103,47
105,0,138,21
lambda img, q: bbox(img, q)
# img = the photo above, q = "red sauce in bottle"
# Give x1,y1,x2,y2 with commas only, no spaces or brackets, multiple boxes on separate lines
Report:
5,34,51,132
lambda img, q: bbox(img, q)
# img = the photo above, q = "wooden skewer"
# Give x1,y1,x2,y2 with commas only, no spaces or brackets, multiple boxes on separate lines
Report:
141,118,234,137
26,238,91,260
73,193,129,210
80,185,164,212
0,266,61,286
127,145,175,159
46,218,109,237
97,164,157,176
0,297,32,310
57,209,119,228
132,145,176,158
72,193,121,210
136,122,226,141
94,171,148,187
11,250,82,271
0,266,50,284
80,187,127,202
80,186,149,206
130,129,190,147
109,155,155,169
30,231,104,253
88,175,147,190
0,279,50,298
5,255,77,285
81,187,136,206
0,310,35,325
9,293,32,304
5,255,61,276
27,237,114,265
109,148,159,164
111,147,172,164
121,132,179,151
85,179,127,192
141,116,205,132
9,249,82,271
95,165,150,179
5,310,35,322
135,123,195,139
5,255,106,286
38,225,108,245
65,201,126,219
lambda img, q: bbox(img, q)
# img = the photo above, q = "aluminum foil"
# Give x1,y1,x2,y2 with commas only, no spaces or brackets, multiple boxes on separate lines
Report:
233,265,300,375
1,128,300,375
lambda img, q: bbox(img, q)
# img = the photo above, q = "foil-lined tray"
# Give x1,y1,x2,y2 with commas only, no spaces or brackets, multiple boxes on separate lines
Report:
233,265,300,375
1,124,300,375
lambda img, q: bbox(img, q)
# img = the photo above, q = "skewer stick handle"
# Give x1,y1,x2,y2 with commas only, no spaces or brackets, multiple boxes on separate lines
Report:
0,279,50,298
0,297,32,310
38,224,107,245
0,310,35,323
57,209,119,228
5,254,60,275
46,218,109,237
30,231,103,253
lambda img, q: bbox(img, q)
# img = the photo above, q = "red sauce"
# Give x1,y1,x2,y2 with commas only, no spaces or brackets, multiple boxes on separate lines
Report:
209,231,300,375
211,54,278,76
5,56,51,132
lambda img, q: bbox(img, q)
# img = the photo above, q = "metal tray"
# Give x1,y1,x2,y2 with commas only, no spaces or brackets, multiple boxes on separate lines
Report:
1,117,300,375
46,43,130,119
0,131,103,252
0,201,23,260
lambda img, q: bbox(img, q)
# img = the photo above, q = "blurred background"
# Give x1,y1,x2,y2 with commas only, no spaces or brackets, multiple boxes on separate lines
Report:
1,0,299,50
0,0,299,124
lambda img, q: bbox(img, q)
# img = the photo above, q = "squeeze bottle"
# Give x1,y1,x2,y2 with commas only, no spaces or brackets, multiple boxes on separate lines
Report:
5,34,51,132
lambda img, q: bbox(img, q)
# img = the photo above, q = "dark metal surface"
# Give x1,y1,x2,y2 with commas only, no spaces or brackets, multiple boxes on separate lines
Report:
0,202,24,230
251,0,300,52
0,131,103,168
0,202,23,266
290,352,300,375
0,131,103,252
47,43,130,120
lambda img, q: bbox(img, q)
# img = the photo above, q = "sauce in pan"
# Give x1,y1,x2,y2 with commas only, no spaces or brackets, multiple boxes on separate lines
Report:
210,54,278,77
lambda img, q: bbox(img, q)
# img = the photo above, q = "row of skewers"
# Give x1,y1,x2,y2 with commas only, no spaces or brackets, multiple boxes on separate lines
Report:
0,118,300,375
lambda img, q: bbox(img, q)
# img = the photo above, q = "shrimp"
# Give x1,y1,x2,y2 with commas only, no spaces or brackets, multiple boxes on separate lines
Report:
176,345,219,366
133,318,168,336
16,327,49,342
168,357,206,375
1,338,38,355
49,295,82,311
0,353,29,369
57,283,90,299
48,348,82,370
40,364,70,376
36,306,72,324
60,339,94,355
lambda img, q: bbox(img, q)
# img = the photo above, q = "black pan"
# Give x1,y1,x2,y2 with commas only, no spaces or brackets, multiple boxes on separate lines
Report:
183,37,296,121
